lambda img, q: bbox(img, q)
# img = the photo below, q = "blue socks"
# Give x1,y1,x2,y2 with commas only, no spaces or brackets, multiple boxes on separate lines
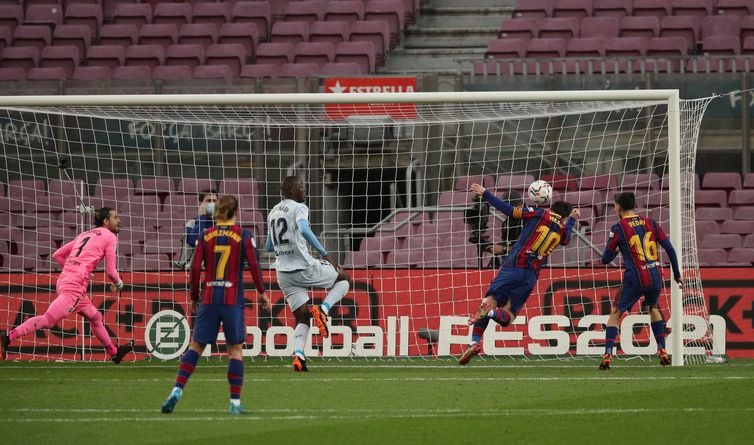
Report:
175,349,199,389
651,320,667,349
227,358,244,402
604,326,618,355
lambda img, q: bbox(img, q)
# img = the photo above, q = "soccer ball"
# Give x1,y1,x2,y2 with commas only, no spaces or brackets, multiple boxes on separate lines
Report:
528,180,553,205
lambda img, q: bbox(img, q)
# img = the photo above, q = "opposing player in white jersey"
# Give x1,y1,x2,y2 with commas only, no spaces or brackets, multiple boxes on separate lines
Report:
266,176,350,371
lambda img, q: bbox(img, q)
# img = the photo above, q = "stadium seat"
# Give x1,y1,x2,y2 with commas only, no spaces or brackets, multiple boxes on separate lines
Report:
137,176,174,195
438,191,474,207
218,178,258,199
12,25,52,51
701,233,742,249
192,1,233,29
702,15,742,39
334,41,376,73
94,177,133,199
384,250,420,268
0,27,9,54
139,24,179,48
284,1,323,25
499,18,540,41
0,47,40,72
744,233,754,248
720,220,753,234
606,37,648,57
279,62,319,77
205,43,246,77
240,63,279,78
579,174,617,190
702,172,742,191
86,45,125,70
0,5,22,32
232,1,271,42
270,21,310,46
695,190,728,207
733,206,754,219
218,23,258,59
348,250,383,268
24,4,63,28
697,248,727,266
743,173,754,188
741,15,754,42
647,37,688,69
593,0,632,18
0,67,27,81
64,3,103,40
364,0,404,47
512,0,553,19
130,253,169,271
696,207,734,221
526,38,567,58
695,220,719,239
294,41,335,67
660,173,700,189
153,65,192,81
309,21,349,46
716,0,754,16
325,1,365,24
99,24,139,48
165,44,205,69
701,36,741,55
552,0,592,20
52,25,91,56
485,39,527,59
561,190,608,215
321,61,362,75
39,46,79,78
727,248,754,265
178,23,218,46
27,68,68,82
495,174,535,192
454,175,494,191
112,63,152,80
541,174,578,192
632,0,671,19
659,16,701,52
152,2,192,27
620,16,660,39
728,189,754,207
255,42,294,66
672,0,715,17
125,44,166,69
112,3,152,28
580,17,620,39
72,65,111,81
176,178,216,195
621,173,660,191
538,18,579,41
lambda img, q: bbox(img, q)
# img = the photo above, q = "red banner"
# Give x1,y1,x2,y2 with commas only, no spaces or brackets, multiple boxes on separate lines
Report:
0,268,751,360
324,77,417,120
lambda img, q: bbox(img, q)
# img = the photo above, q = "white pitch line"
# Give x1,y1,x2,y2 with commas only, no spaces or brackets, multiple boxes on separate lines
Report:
1,363,749,370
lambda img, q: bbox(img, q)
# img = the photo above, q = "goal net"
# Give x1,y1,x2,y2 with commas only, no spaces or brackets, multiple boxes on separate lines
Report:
0,91,721,365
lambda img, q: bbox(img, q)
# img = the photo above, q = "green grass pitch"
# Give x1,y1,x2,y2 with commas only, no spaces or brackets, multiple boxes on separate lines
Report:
1,358,753,445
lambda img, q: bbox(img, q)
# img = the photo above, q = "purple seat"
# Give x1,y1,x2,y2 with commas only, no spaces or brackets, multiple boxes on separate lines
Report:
703,172,742,191
153,2,192,27
270,21,309,46
701,233,742,249
94,178,133,198
0,67,27,81
498,18,540,41
8,180,46,205
334,41,375,73
728,248,754,265
526,38,566,58
284,1,323,25
721,220,754,234
137,177,174,196
139,24,178,48
622,173,660,191
72,65,111,80
454,175,494,191
218,178,259,198
661,173,700,190
728,189,754,207
12,25,52,51
702,36,741,55
566,37,607,57
744,173,754,188
40,45,79,78
552,0,592,20
696,220,719,238
325,1,365,24
321,61,362,75
0,47,40,71
495,174,535,191
64,3,103,40
176,178,216,195
697,248,727,266
744,36,754,54
86,45,125,70
279,62,319,77
294,41,334,67
179,23,218,46
746,233,754,248
125,44,166,69
538,18,579,41
165,44,205,69
632,0,671,19
349,20,390,65
512,0,553,19
24,4,63,28
620,16,659,39
733,206,754,219
364,0,404,47
349,250,383,268
438,191,474,206
716,0,754,16
240,63,279,78
0,26,9,54
606,37,648,57
232,1,271,42
27,66,66,81
580,17,620,39
310,21,349,46
112,3,152,27
593,0,632,19
660,16,700,51
579,174,617,190
99,24,138,48
52,25,91,55
192,1,233,29
695,190,728,207
112,65,152,80
218,23,258,59
672,0,715,17
255,42,294,65
0,5,22,32
702,15,741,38
742,15,754,42
205,43,246,76
153,64,192,80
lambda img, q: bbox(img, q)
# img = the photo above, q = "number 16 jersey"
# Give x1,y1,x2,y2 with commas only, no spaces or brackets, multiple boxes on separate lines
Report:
268,199,315,272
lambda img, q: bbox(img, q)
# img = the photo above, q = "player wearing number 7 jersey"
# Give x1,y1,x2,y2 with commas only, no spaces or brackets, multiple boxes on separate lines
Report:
459,183,579,365
0,207,133,363
598,192,683,370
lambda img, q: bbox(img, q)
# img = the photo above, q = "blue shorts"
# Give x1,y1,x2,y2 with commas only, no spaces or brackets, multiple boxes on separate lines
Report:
614,282,662,313
485,267,537,315
193,304,246,345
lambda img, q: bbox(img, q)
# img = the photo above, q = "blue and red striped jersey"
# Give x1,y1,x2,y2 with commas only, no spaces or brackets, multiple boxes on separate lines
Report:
603,216,668,288
501,207,576,274
190,224,265,306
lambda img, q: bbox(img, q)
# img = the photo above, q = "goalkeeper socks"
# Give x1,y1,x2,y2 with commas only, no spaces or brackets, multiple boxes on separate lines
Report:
604,326,619,355
488,308,511,327
322,280,350,315
227,358,243,402
175,349,199,389
471,318,489,344
651,320,667,349
293,323,309,359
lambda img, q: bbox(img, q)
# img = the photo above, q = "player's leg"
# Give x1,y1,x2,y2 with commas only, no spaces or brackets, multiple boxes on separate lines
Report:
77,300,119,358
321,269,350,316
307,261,349,338
601,284,636,370
3,292,78,358
643,288,670,366
292,303,310,371
223,306,248,414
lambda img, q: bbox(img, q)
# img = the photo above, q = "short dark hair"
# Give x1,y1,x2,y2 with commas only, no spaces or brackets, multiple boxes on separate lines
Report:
550,201,573,218
614,192,636,211
198,188,218,203
95,207,114,227
281,176,301,196
215,195,238,220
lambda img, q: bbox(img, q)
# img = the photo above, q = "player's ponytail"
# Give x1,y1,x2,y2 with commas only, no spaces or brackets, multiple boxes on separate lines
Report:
215,195,238,221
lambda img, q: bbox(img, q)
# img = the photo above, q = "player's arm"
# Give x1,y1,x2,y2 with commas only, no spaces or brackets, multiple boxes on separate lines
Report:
265,232,274,252
470,184,516,216
242,231,266,295
297,219,328,256
104,236,124,290
184,218,199,247
51,240,74,267
653,222,683,285
189,235,205,304
559,208,580,246
601,229,620,264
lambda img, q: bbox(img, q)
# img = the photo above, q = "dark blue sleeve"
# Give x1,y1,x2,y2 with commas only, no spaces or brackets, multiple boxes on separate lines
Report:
601,227,620,264
659,239,682,280
560,217,577,246
482,190,514,216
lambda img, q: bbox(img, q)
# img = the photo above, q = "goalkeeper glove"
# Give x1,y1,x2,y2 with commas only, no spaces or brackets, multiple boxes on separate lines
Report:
115,280,124,290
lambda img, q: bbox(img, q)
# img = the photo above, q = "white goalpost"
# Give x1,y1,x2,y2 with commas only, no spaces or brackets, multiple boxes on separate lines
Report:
0,90,721,366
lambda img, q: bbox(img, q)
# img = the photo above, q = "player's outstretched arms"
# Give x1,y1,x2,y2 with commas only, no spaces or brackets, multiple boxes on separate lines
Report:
469,183,515,216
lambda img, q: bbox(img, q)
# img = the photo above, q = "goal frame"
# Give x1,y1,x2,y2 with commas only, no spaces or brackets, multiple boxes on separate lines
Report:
0,89,685,366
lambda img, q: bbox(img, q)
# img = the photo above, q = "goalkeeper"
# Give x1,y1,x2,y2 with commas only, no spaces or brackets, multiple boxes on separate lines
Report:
0,208,133,363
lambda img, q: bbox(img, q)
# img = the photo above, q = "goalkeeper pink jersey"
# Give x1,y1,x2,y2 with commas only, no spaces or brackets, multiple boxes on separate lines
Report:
51,227,121,293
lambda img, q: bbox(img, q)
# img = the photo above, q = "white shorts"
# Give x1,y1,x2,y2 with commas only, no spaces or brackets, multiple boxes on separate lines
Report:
277,260,339,311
